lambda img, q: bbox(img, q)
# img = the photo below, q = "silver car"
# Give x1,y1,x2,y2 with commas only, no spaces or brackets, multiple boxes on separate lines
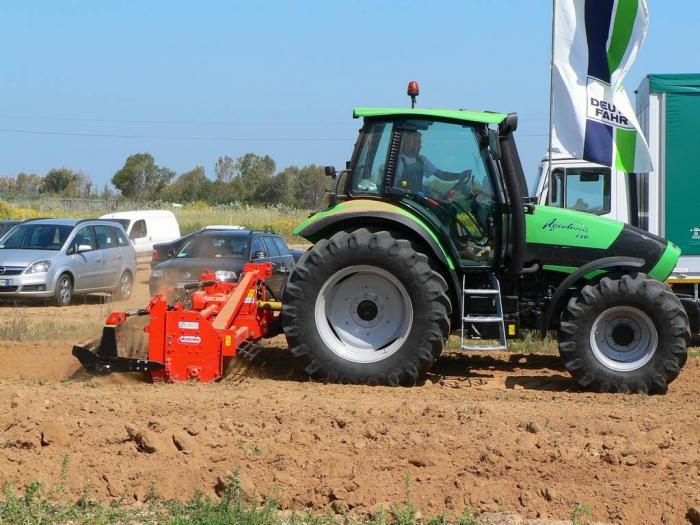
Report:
0,219,137,306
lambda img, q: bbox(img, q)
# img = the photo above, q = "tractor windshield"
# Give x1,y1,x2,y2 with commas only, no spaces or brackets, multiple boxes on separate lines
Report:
350,119,500,266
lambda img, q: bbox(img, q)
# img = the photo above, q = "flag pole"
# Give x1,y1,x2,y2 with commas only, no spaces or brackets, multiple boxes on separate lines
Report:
547,0,556,188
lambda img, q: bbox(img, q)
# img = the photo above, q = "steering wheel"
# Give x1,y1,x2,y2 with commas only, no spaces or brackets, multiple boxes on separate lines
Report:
435,170,472,201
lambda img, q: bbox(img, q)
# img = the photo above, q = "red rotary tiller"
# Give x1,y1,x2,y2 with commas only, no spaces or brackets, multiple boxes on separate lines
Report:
72,262,280,382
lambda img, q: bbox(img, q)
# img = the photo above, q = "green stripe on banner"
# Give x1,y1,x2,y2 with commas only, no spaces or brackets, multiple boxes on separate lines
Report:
614,128,637,171
607,0,639,75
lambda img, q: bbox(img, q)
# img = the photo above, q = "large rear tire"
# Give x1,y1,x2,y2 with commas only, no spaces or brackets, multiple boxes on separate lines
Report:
558,272,689,394
282,228,451,386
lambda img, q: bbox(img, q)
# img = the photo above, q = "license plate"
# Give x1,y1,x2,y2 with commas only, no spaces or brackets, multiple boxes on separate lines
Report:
0,279,11,287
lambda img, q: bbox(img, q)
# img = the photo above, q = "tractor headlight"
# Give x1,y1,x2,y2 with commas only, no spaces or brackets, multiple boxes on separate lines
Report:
25,260,51,274
215,270,237,282
151,269,163,277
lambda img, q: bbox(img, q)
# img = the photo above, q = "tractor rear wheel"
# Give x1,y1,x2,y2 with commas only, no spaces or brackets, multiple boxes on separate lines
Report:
558,272,689,394
282,228,451,386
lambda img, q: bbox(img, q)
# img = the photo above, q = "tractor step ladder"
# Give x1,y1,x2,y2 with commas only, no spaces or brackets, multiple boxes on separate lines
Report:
460,273,507,351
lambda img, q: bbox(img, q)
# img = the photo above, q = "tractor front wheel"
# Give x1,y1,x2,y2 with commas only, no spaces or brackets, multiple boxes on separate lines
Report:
282,228,451,386
558,272,689,394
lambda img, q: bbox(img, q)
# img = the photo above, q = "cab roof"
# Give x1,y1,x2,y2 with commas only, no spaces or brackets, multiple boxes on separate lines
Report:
353,107,508,125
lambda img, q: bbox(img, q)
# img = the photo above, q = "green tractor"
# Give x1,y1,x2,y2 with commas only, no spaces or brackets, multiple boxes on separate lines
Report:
282,91,689,393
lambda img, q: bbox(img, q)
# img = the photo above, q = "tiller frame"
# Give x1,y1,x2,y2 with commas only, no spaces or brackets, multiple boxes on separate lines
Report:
72,262,280,382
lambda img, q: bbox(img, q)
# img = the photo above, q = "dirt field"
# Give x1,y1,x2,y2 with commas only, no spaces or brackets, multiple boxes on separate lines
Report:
0,269,699,525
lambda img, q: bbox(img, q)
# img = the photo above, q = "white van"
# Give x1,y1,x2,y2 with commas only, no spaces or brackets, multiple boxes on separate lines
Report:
99,210,181,258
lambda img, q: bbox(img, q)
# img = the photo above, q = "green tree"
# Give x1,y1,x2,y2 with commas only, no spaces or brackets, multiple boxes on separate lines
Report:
43,168,78,195
237,153,275,201
255,166,296,204
294,164,328,208
65,171,93,198
215,155,237,183
164,166,213,202
112,153,175,200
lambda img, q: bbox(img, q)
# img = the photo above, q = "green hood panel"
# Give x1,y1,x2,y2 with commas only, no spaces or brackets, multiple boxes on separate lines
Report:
294,199,456,270
526,206,624,249
527,205,679,282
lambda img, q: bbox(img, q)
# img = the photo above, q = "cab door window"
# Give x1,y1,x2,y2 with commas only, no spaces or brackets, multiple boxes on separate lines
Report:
393,120,499,266
349,122,392,194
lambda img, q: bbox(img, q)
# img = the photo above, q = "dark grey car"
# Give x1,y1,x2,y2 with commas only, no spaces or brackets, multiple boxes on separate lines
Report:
149,230,294,300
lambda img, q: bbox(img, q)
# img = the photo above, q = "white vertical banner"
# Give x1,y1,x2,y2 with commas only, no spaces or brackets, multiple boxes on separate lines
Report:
551,0,652,173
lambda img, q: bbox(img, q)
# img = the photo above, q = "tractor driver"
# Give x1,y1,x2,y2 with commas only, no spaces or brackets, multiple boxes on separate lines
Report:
395,129,492,260
395,130,468,197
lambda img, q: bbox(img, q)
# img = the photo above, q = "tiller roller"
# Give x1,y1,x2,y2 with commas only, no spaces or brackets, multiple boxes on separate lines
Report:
72,262,280,382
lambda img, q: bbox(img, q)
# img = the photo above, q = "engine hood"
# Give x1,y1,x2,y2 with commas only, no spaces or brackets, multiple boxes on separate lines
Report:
525,205,680,281
0,249,58,268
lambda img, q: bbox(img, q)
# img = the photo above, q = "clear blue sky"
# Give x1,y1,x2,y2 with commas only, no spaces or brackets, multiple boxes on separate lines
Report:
1,0,698,192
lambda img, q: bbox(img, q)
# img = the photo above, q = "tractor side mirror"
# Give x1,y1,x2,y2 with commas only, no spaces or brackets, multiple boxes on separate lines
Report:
325,165,337,179
488,129,501,160
252,250,267,260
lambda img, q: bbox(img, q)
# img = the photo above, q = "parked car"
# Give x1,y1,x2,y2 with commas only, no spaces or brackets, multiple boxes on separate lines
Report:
150,225,246,268
0,218,137,306
149,229,294,300
0,220,20,240
99,210,181,259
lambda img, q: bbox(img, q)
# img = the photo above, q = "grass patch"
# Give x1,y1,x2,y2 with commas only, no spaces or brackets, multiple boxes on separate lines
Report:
0,307,107,342
0,472,483,525
445,332,558,355
570,503,593,525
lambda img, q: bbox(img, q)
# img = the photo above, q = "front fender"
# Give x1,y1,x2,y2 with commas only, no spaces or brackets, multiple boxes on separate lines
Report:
294,199,456,270
541,256,646,332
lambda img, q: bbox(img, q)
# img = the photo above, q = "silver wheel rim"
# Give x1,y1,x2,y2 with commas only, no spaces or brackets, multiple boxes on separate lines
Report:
59,278,71,304
120,273,131,298
590,305,658,372
314,265,413,364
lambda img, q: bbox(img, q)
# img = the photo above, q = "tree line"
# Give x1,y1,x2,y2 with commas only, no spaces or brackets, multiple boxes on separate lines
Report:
0,152,330,209
0,169,96,198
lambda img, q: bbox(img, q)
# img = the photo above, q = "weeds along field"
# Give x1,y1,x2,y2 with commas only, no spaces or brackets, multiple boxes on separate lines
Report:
0,197,312,241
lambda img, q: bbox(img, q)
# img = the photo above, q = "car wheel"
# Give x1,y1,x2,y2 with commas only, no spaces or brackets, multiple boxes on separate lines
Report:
53,273,73,307
113,271,133,301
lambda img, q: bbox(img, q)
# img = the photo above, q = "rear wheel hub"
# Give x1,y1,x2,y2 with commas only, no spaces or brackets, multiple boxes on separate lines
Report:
315,265,413,363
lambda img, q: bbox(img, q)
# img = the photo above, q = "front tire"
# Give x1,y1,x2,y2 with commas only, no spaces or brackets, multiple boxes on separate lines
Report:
53,273,73,307
282,229,451,386
559,273,689,394
113,271,133,301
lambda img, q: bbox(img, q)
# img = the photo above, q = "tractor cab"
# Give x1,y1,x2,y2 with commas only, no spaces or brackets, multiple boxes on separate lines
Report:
347,115,499,266
328,105,528,279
